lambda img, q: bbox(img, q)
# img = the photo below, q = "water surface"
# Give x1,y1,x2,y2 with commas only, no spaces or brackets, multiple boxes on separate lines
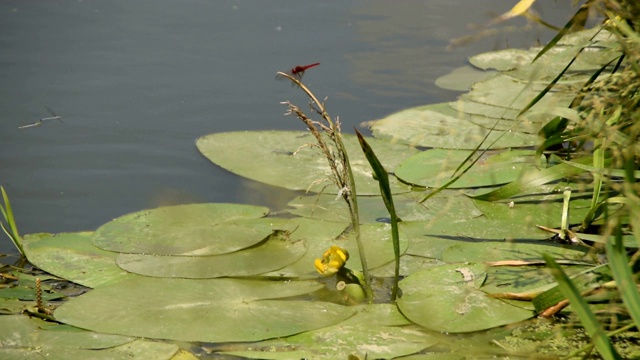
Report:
0,0,574,254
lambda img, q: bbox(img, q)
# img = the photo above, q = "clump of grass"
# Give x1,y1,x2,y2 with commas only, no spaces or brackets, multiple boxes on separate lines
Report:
0,186,24,256
512,0,640,357
277,71,374,302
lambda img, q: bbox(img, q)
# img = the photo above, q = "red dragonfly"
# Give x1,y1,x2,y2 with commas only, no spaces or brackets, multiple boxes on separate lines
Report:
277,62,320,81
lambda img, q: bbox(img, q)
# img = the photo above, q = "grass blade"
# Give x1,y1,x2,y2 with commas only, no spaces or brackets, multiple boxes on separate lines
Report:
355,129,401,301
531,0,592,63
544,254,621,359
0,186,23,256
606,222,640,331
471,155,594,201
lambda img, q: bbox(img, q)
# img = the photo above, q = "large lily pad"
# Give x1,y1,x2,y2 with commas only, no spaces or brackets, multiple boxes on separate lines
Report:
92,203,270,255
395,149,541,188
196,130,417,195
54,276,354,343
0,315,180,360
22,232,129,288
115,229,307,278
472,193,596,230
397,263,533,333
366,103,538,149
442,241,588,264
334,222,409,272
401,216,550,260
465,74,574,110
258,218,349,278
286,192,481,223
221,304,439,359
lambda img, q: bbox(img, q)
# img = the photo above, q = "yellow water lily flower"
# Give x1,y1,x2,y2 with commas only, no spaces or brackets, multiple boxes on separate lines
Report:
314,245,349,276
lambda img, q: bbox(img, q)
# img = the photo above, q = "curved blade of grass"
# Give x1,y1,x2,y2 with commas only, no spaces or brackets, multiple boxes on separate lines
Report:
531,0,592,63
606,223,640,331
471,155,594,201
544,254,621,360
1,186,23,256
355,129,401,301
582,145,605,230
559,158,636,179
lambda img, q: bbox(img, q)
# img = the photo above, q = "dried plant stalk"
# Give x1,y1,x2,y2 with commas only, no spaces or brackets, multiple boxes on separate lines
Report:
278,71,373,302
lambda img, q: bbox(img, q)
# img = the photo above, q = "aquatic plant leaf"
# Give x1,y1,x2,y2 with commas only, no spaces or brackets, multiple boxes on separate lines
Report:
442,241,588,264
434,65,495,91
471,156,594,201
396,149,539,188
22,232,129,288
196,131,416,195
54,276,353,343
0,315,178,360
334,222,409,272
401,217,549,260
116,229,307,278
544,256,622,359
220,304,438,359
467,74,574,111
366,103,537,149
471,190,601,230
259,217,348,278
92,203,270,255
397,263,533,333
287,193,429,223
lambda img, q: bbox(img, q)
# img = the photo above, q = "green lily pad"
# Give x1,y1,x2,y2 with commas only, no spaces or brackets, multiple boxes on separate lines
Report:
54,276,354,343
221,304,439,359
481,264,594,299
442,241,588,264
435,65,495,91
288,193,439,223
92,203,270,255
259,218,349,278
402,216,550,260
397,263,534,333
448,98,520,120
0,315,178,360
472,196,595,231
22,232,129,288
366,103,537,149
116,229,307,278
334,222,409,272
465,74,574,110
196,130,416,195
395,149,541,188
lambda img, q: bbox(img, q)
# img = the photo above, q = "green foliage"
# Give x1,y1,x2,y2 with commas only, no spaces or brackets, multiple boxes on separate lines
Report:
0,186,23,256
544,255,622,359
355,129,401,301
